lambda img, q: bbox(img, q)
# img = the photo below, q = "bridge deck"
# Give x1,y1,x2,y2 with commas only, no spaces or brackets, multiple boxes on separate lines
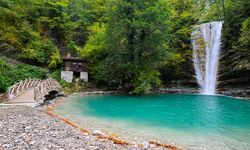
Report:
3,78,62,106
8,89,35,103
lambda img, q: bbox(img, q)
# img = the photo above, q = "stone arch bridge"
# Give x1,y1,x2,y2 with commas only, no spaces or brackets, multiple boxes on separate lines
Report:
2,78,63,105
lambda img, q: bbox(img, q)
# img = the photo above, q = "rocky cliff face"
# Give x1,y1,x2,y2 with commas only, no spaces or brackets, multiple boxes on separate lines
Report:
217,22,250,98
218,48,250,98
162,33,250,98
217,3,250,98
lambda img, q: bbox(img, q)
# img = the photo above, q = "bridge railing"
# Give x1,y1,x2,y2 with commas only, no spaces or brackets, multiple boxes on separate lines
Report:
6,78,62,102
34,78,63,101
7,79,43,101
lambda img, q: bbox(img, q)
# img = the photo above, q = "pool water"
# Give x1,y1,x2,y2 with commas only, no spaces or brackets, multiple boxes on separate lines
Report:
54,94,250,149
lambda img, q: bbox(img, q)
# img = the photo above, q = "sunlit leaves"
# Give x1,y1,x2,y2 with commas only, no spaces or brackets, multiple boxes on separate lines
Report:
49,47,62,68
81,0,172,93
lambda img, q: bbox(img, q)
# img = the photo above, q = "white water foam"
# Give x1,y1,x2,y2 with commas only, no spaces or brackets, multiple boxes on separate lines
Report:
192,21,223,94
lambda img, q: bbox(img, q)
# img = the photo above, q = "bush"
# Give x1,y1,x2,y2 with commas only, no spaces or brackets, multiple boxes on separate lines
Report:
63,80,88,94
0,58,47,92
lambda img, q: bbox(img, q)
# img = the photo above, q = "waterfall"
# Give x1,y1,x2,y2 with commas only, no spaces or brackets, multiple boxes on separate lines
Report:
191,21,223,95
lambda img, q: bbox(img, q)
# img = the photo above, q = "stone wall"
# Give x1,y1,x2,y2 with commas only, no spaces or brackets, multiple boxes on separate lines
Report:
61,71,73,83
80,72,88,81
61,71,88,83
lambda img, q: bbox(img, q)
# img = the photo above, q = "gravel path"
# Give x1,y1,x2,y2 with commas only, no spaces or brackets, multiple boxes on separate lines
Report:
0,105,149,150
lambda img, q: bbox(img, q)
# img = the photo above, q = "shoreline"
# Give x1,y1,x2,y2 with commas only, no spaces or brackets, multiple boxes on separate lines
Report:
51,93,250,150
154,87,250,99
0,104,143,150
0,91,249,149
0,97,181,150
69,89,250,100
48,97,181,150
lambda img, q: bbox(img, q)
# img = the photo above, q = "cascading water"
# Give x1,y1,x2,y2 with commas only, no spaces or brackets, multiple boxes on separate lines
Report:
191,21,223,95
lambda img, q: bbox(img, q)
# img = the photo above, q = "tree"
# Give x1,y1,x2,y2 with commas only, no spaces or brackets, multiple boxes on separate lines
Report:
160,0,197,82
82,0,172,94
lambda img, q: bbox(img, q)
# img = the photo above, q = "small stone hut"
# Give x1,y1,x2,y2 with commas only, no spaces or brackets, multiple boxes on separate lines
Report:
61,53,88,83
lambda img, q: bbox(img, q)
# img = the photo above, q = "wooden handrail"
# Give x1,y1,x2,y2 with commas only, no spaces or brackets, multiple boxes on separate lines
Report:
6,78,62,102
34,78,62,101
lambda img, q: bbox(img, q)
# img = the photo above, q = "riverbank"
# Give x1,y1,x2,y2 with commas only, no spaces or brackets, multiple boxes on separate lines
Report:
0,105,142,150
0,102,180,150
1,90,248,150
154,87,250,99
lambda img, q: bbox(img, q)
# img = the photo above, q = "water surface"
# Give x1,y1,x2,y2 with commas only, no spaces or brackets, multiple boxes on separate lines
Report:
54,94,250,149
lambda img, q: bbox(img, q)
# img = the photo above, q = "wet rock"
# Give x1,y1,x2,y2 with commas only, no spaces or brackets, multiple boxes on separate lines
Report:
92,130,103,136
142,142,150,149
149,144,156,148
219,89,250,99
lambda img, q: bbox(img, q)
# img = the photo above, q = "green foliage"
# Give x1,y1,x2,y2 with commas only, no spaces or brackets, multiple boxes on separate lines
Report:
64,80,88,94
219,0,250,79
50,69,71,88
80,0,172,93
0,0,92,66
0,58,47,92
0,0,249,93
51,69,61,81
233,17,250,70
238,17,250,55
48,47,62,68
132,69,161,94
161,0,197,82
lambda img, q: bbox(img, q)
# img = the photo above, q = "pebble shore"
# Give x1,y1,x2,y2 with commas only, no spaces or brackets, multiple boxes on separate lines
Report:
0,105,150,150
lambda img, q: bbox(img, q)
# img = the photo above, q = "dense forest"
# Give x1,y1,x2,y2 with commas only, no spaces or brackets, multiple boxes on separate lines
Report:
0,0,249,94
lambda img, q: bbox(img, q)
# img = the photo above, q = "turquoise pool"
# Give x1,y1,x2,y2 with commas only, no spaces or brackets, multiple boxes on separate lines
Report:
54,94,250,149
